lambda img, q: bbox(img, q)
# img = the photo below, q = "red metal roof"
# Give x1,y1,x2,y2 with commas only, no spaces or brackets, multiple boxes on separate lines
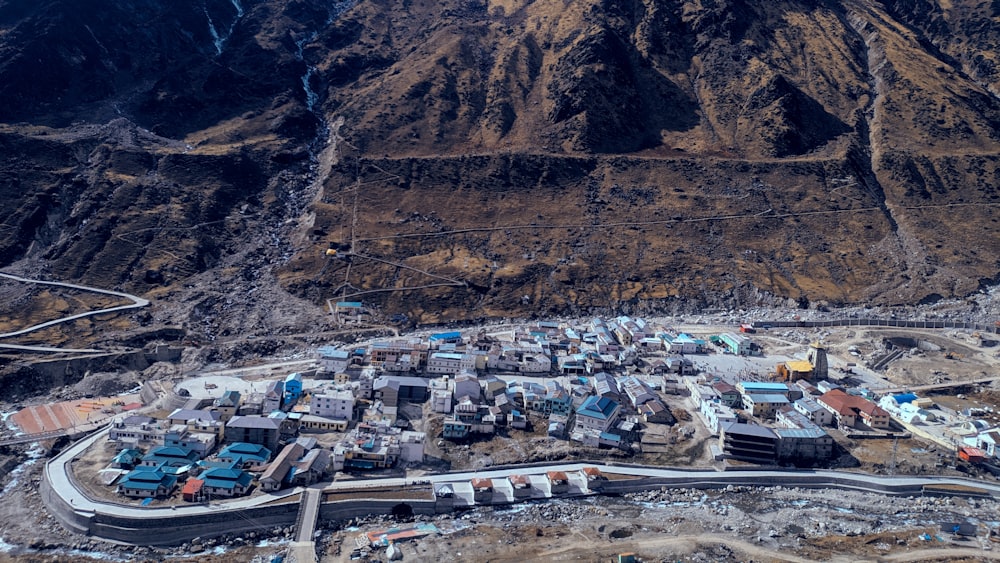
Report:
182,478,204,495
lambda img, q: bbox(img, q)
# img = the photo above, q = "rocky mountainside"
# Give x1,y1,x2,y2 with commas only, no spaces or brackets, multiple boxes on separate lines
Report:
0,0,998,340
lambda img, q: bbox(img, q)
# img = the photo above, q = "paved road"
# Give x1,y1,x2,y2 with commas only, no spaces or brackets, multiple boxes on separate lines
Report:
44,427,302,519
295,488,322,542
0,272,149,351
881,374,999,394
186,359,317,378
0,342,102,353
42,427,1000,546
287,488,322,563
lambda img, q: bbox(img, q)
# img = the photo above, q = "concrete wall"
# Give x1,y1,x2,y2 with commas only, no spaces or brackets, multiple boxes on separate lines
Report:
39,472,93,536
318,497,438,523
756,318,1000,334
87,502,300,545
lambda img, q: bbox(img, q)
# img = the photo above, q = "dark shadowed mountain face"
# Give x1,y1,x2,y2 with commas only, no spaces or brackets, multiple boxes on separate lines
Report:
0,0,998,334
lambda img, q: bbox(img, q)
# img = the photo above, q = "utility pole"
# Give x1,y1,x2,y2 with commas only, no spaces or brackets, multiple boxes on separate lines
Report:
889,437,898,475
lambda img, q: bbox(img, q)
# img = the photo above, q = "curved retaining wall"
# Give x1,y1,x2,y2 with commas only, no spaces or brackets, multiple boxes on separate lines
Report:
42,450,1000,546
41,461,301,545
87,503,301,545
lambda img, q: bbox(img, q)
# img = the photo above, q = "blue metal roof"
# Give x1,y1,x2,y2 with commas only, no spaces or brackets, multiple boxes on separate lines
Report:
433,352,465,360
739,382,788,391
319,347,350,359
344,459,376,469
119,467,177,490
429,331,462,341
577,396,619,419
219,443,271,462
145,446,197,462
202,467,252,489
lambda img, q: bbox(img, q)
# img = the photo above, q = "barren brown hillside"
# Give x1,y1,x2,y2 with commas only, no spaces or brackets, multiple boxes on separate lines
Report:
0,0,997,335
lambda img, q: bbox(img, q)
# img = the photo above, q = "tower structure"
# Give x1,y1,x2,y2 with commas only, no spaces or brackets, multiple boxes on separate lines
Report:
806,341,828,379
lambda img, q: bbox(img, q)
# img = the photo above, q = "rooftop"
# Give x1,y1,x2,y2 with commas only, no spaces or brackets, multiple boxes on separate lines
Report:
577,396,619,419
785,360,814,372
722,422,778,440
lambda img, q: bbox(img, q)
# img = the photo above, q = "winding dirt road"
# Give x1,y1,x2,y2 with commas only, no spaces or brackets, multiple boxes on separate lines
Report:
0,271,149,352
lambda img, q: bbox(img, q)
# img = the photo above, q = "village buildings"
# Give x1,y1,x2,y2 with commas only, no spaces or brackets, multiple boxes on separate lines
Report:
106,312,991,507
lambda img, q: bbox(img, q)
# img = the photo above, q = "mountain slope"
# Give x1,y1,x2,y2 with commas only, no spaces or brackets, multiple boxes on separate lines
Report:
0,0,997,338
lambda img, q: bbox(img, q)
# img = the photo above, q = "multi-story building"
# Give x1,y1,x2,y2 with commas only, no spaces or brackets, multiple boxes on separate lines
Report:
109,415,166,448
162,425,216,458
263,380,284,414
775,408,835,461
620,376,657,408
211,390,241,422
369,339,429,371
453,372,481,402
431,389,453,413
283,373,303,404
793,397,834,426
224,415,282,451
317,346,351,374
574,396,621,434
311,388,355,420
373,376,429,407
712,382,741,407
442,400,497,438
701,400,738,433
719,333,756,356
817,389,890,429
743,394,790,420
426,352,478,375
720,422,779,463
330,421,425,471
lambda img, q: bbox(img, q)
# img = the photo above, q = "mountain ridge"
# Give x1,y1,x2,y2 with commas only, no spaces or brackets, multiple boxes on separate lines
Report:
0,0,997,340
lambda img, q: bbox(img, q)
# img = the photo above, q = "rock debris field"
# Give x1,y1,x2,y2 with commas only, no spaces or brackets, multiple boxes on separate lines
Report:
319,486,1000,562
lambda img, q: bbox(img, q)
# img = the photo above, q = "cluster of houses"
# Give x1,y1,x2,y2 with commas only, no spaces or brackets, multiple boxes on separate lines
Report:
109,406,332,500
425,368,674,450
684,375,901,464
435,466,608,508
104,313,1000,503
107,370,427,500
308,316,772,451
318,317,762,380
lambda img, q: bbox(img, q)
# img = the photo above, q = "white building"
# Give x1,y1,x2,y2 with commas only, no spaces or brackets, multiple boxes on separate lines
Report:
427,352,478,375
574,396,621,434
793,397,834,426
311,388,355,420
318,347,351,374
620,376,657,408
263,380,284,414
163,426,216,458
967,429,1000,457
701,400,738,434
431,389,453,413
399,431,426,463
453,372,481,402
